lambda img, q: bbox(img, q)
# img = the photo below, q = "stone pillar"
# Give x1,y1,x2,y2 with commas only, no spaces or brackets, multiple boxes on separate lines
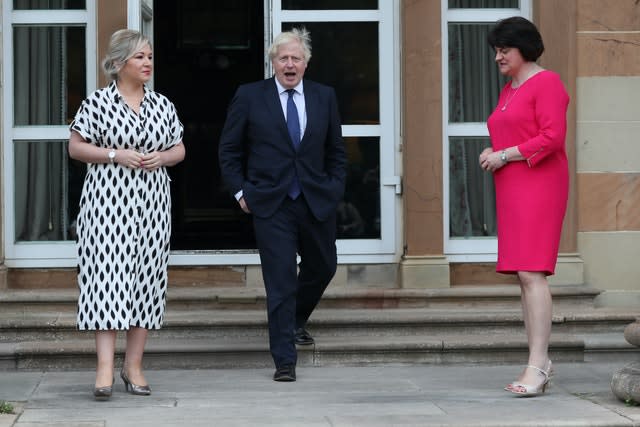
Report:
401,0,450,288
611,319,640,403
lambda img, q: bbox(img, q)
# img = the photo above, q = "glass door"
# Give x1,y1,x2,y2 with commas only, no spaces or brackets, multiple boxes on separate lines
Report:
152,0,265,264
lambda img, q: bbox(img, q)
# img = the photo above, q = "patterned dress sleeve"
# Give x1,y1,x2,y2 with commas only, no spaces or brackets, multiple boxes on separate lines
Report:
69,94,102,145
166,100,184,149
516,72,569,167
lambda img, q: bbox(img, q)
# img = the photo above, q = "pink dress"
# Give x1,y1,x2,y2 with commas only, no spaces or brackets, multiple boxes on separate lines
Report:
487,70,569,275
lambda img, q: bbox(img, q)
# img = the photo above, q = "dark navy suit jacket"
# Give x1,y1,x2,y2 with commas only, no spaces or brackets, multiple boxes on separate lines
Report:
219,77,346,221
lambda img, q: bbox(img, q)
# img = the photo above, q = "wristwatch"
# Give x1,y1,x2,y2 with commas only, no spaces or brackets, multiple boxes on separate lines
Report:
500,150,508,164
108,149,116,164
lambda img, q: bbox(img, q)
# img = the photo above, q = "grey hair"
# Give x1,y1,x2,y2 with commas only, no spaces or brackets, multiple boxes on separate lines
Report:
101,29,151,81
268,27,312,63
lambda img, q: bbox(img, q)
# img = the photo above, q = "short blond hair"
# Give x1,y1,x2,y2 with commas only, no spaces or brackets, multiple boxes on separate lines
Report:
101,29,151,81
268,27,312,63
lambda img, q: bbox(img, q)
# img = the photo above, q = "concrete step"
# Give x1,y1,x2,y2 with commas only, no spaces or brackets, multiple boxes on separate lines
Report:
1,332,636,371
0,307,637,342
3,284,632,371
0,284,602,313
0,305,636,372
0,307,635,342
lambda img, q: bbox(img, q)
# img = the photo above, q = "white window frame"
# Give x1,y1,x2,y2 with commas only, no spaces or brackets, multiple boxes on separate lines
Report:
442,0,530,262
2,0,96,267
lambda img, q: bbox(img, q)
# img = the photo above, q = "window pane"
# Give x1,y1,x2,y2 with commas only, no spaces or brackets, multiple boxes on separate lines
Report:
283,0,377,9
448,0,518,8
284,22,379,125
449,137,496,238
13,0,85,9
14,25,86,125
14,140,86,242
448,23,507,123
340,137,380,239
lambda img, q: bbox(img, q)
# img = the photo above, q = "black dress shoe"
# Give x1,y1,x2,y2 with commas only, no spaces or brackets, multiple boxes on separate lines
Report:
294,327,314,345
273,365,296,382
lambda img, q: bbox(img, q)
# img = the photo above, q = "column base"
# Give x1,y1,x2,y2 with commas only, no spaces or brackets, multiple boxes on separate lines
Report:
548,253,585,285
399,256,450,289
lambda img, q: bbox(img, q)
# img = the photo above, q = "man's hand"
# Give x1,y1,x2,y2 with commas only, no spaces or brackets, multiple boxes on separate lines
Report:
239,197,251,214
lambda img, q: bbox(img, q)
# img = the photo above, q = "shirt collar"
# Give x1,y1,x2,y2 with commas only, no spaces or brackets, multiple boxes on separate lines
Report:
275,78,304,96
108,80,150,104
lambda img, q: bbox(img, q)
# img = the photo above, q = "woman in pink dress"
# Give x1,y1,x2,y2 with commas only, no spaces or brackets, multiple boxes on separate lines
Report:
480,16,569,397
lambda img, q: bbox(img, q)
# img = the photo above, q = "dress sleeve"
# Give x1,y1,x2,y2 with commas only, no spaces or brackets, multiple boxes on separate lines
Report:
166,101,184,149
516,73,569,167
69,97,101,145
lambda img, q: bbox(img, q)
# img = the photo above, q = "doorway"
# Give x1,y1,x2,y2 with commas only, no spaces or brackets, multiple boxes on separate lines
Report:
153,1,264,250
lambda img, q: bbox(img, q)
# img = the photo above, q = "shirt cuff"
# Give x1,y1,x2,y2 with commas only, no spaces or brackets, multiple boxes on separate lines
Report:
234,189,243,201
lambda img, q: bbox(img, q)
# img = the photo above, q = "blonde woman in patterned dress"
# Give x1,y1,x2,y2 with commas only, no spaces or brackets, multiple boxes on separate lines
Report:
69,29,185,400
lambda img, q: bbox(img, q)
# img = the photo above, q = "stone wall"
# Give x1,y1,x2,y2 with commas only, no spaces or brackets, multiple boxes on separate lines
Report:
575,0,640,296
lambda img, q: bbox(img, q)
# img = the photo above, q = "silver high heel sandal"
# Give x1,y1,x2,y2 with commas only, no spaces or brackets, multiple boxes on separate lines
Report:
505,360,553,397
120,368,151,396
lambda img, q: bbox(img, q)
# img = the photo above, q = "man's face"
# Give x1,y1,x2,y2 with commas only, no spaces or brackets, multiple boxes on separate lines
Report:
272,41,307,89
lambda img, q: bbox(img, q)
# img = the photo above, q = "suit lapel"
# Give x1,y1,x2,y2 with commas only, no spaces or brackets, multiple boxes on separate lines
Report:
262,78,291,143
301,80,314,144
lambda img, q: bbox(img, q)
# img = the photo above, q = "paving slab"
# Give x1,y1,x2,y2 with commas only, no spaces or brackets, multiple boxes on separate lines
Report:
2,363,640,426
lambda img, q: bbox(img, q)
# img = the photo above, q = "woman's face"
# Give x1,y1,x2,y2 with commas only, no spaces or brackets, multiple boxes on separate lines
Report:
119,43,153,84
494,46,525,77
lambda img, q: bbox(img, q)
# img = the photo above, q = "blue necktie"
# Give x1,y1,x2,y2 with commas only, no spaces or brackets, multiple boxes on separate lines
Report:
286,89,301,199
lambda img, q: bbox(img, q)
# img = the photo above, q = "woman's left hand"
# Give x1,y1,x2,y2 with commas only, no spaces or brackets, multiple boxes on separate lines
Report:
479,150,506,173
141,151,164,171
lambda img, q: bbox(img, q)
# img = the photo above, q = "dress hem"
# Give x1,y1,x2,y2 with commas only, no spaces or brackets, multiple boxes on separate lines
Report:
496,268,554,277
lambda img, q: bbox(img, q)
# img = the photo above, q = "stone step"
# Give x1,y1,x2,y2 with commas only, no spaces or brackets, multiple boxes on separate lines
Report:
0,284,602,313
3,284,630,371
1,332,636,371
0,306,635,342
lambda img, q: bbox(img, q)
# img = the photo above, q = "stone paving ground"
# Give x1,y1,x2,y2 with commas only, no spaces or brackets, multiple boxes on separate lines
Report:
1,362,640,426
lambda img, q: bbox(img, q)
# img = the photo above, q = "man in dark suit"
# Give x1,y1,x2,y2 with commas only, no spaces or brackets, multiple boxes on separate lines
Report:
218,28,346,382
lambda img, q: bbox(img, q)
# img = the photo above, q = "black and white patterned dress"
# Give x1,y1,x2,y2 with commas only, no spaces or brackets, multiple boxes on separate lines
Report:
70,82,183,330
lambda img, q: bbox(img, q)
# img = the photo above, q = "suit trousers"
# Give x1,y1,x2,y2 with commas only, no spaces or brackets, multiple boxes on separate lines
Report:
252,195,337,368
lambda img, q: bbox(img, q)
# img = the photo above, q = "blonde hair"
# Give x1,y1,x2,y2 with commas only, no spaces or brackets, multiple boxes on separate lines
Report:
101,29,151,81
268,27,312,63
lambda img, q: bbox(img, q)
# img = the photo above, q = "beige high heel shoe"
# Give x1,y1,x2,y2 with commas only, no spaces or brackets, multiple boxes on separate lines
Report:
505,360,553,397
